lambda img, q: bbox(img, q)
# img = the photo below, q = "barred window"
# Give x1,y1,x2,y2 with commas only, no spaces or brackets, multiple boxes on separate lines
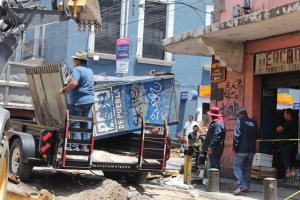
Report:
94,0,121,54
143,2,167,60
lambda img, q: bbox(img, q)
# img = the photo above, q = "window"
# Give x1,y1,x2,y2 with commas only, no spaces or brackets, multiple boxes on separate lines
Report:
136,0,174,66
94,0,121,54
143,2,166,60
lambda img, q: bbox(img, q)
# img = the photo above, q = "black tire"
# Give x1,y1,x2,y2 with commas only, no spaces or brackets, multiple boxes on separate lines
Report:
9,138,33,182
103,171,123,181
124,172,148,185
0,135,9,200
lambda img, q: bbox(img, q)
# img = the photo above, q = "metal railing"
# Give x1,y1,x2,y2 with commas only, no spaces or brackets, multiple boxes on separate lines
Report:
94,34,118,55
142,41,165,60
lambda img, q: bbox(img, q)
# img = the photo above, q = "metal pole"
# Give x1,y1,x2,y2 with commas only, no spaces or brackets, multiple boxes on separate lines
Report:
184,156,192,185
207,168,219,192
263,178,277,200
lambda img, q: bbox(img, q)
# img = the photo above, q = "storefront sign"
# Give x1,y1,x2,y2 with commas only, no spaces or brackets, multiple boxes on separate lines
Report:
211,63,226,82
255,47,300,74
294,103,299,110
199,85,211,97
181,92,188,100
116,38,130,73
187,90,198,101
277,93,293,105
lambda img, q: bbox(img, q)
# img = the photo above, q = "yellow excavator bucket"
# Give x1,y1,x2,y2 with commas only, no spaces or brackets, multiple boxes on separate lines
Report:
59,0,102,32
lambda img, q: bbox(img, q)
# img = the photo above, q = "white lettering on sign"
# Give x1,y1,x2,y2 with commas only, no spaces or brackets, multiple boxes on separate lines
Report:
255,47,300,74
114,92,125,130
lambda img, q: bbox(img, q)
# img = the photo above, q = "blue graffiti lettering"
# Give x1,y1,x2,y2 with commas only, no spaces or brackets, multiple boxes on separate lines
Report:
220,101,240,121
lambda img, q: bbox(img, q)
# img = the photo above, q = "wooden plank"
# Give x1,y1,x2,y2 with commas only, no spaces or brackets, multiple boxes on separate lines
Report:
92,150,115,162
38,66,67,127
251,170,276,176
92,150,138,163
26,74,44,125
49,70,67,125
144,159,160,164
251,174,276,179
32,73,51,126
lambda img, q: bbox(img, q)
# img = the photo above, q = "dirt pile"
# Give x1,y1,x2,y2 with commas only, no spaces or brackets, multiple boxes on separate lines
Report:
56,179,128,200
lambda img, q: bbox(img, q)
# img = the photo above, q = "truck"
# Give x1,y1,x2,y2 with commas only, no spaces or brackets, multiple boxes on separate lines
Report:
6,63,176,185
0,0,102,199
0,1,178,199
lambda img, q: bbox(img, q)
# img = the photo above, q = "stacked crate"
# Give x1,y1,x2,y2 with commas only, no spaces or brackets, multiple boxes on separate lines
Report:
251,153,277,179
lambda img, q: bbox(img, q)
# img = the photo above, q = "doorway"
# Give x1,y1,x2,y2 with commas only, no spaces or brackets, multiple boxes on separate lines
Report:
261,86,300,179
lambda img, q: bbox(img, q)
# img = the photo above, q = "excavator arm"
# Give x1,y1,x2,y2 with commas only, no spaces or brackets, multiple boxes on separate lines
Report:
7,174,54,200
0,0,102,75
0,1,101,199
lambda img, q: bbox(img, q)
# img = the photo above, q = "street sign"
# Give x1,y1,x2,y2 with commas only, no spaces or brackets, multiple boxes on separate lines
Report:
210,63,226,82
181,92,188,100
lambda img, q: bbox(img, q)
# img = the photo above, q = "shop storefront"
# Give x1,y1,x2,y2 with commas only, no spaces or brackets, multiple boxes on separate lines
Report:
162,1,300,179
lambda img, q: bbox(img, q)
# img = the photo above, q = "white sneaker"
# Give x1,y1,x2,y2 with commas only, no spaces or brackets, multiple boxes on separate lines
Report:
82,146,89,152
72,146,80,151
65,146,72,151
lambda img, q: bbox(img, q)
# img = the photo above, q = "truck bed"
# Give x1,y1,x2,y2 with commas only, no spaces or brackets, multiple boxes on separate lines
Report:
61,150,159,164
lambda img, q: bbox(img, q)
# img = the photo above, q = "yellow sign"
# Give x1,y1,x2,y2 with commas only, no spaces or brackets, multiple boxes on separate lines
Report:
199,85,211,97
277,93,293,105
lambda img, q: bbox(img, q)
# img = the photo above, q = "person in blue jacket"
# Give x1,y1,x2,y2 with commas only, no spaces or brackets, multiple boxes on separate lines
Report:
232,108,260,195
203,107,226,173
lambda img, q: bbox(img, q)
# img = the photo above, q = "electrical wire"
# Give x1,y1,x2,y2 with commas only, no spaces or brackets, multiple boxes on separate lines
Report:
13,0,213,60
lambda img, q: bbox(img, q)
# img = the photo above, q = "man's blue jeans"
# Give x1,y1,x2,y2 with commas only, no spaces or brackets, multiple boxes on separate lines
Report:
69,103,93,141
233,153,254,189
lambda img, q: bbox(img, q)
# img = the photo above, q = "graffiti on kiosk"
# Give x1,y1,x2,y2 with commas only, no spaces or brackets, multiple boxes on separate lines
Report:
220,101,240,121
224,79,243,101
95,87,126,133
148,82,173,121
129,81,175,125
129,83,149,126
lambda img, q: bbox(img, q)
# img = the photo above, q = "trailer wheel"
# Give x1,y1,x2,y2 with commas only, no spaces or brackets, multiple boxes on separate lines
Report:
0,135,9,200
124,172,148,185
103,171,123,181
9,139,33,182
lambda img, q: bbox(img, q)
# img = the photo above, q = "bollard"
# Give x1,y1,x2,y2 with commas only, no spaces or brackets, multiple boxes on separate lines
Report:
263,178,277,200
184,156,192,185
207,168,219,192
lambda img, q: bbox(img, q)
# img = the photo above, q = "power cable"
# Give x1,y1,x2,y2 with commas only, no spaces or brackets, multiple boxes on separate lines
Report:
19,0,213,59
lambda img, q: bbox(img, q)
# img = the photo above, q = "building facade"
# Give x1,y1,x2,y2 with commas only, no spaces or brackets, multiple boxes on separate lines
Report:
13,0,213,137
162,0,300,178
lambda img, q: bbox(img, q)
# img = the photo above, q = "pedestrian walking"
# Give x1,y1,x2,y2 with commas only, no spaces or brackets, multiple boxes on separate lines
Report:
233,108,260,195
59,50,94,152
203,107,226,172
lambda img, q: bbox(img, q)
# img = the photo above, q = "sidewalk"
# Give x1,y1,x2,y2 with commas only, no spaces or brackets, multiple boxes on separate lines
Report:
165,157,300,200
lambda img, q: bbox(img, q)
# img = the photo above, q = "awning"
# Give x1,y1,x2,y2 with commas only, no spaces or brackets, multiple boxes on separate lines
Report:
162,1,300,72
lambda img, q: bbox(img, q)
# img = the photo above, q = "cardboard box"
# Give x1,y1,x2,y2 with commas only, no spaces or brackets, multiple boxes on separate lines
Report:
252,153,273,167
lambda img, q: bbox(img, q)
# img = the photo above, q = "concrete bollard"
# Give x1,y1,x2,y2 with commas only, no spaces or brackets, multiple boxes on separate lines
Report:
207,168,219,192
263,178,277,200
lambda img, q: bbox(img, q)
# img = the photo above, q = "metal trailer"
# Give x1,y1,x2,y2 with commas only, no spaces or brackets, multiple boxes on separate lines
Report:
5,64,177,185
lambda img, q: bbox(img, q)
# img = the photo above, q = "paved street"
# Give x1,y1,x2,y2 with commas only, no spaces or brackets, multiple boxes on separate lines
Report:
165,157,300,200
